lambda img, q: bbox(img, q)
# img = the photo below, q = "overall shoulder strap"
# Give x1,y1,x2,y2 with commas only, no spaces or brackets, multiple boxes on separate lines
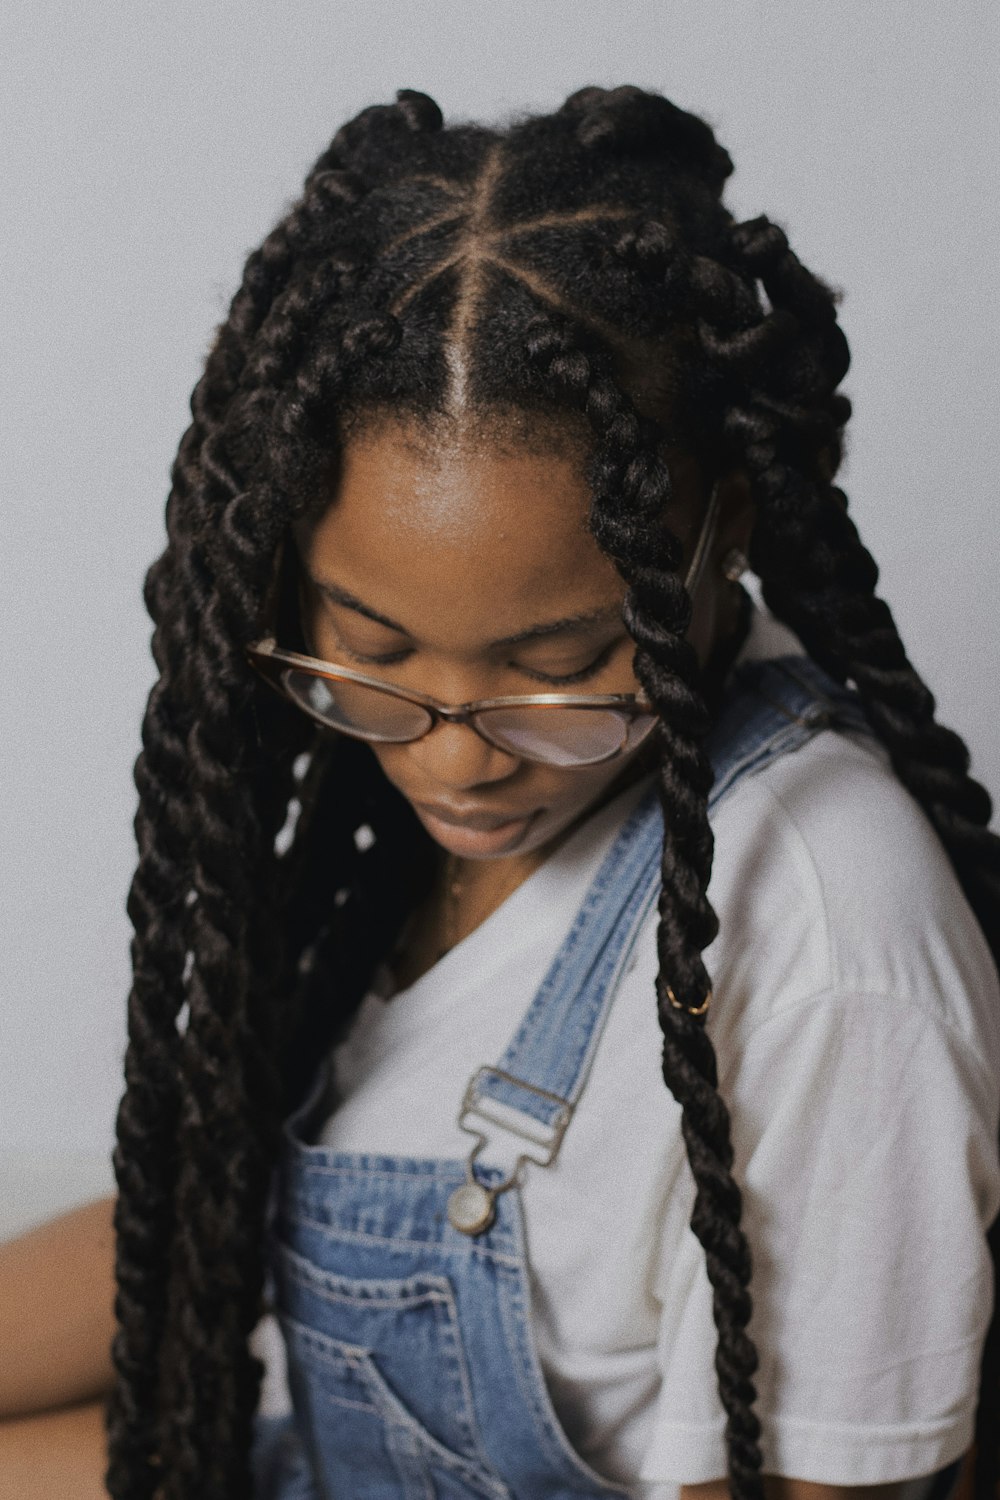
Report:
459,652,874,1147
707,653,873,814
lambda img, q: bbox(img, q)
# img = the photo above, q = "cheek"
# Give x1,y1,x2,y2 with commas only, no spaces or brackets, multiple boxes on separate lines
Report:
533,761,636,825
533,735,661,828
500,755,650,856
508,766,637,858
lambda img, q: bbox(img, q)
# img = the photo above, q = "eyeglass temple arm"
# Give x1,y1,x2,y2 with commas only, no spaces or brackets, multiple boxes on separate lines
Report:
682,479,722,599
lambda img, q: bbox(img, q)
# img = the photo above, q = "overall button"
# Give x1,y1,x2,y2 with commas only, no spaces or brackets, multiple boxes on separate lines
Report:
448,1181,497,1235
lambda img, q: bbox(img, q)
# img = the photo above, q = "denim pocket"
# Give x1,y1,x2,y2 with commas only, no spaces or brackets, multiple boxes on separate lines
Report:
274,1242,511,1500
279,1313,511,1500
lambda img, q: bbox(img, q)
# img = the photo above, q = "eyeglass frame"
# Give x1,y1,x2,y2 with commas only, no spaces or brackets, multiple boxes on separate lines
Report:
245,638,659,765
244,475,724,762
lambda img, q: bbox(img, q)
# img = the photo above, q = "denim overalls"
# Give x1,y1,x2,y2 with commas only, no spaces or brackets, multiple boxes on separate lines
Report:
250,654,955,1500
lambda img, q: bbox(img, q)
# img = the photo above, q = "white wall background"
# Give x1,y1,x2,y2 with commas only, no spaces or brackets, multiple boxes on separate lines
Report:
2,0,997,1239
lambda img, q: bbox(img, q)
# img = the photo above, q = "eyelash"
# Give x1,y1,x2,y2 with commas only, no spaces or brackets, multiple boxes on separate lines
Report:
340,639,619,686
518,640,619,685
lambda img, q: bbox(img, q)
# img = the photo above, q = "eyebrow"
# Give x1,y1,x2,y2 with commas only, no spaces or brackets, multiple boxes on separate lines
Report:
309,577,623,648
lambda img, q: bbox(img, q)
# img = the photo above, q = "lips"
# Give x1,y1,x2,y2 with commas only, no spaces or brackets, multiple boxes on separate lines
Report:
413,801,533,832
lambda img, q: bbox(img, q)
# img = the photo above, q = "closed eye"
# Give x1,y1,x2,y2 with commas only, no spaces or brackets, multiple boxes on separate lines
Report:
343,646,412,667
337,639,623,684
515,640,620,685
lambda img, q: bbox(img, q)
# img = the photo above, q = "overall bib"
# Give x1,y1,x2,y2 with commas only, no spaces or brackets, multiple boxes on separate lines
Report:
250,654,957,1500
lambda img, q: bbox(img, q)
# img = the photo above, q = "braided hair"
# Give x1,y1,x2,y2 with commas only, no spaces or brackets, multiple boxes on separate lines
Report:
105,86,1000,1500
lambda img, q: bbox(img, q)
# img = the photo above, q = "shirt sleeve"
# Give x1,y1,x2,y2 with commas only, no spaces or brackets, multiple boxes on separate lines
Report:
639,987,1000,1486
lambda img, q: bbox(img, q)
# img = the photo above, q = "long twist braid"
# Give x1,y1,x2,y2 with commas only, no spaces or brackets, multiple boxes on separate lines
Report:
704,212,1000,1491
145,304,416,1498
159,151,445,1487
523,306,764,1500
105,674,192,1498
585,88,1000,1481
105,274,254,1500
107,92,446,1500
723,221,999,909
688,213,1000,914
153,495,291,1498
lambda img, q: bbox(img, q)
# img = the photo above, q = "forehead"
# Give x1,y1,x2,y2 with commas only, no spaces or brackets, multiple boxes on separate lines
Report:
295,420,628,640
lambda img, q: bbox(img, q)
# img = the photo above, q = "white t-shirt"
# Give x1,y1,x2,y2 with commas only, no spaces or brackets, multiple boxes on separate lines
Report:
253,605,1000,1495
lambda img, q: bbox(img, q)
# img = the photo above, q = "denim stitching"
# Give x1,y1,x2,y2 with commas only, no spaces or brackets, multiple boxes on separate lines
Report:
286,1211,522,1269
281,1313,511,1497
493,1244,630,1495
277,1242,454,1310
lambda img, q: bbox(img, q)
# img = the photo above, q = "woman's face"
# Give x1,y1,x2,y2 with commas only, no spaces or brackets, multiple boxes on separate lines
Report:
292,419,747,862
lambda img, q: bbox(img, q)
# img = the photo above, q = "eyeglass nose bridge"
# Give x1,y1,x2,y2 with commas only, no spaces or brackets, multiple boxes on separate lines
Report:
427,701,479,727
416,700,514,753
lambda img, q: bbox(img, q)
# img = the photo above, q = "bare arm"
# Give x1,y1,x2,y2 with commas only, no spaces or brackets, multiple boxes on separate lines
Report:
0,1400,110,1500
682,1477,963,1500
0,1196,117,1418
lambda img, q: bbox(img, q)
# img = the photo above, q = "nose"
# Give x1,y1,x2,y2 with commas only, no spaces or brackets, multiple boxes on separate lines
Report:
405,717,520,791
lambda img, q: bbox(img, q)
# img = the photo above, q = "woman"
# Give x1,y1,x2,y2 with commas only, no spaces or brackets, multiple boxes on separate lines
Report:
1,85,997,1500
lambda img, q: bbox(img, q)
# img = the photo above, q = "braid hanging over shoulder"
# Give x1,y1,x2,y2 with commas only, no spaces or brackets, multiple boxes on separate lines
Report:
522,302,763,1491
106,84,1000,1500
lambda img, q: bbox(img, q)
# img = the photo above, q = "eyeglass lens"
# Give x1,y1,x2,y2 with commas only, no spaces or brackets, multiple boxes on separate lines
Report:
283,669,654,767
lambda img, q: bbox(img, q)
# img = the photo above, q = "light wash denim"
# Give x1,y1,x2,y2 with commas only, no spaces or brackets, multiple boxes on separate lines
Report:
249,656,945,1499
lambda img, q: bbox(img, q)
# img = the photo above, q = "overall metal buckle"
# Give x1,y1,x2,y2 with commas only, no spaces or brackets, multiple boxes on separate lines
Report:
447,1066,574,1237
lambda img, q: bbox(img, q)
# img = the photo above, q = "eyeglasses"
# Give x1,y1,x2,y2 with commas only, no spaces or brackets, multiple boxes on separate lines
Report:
246,476,724,767
245,638,658,768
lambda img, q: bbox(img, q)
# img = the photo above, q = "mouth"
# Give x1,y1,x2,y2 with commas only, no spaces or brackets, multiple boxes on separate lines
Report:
413,801,534,832
412,800,542,856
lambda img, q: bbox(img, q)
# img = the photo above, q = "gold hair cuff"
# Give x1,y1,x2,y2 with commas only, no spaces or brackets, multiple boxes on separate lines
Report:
665,984,712,1017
